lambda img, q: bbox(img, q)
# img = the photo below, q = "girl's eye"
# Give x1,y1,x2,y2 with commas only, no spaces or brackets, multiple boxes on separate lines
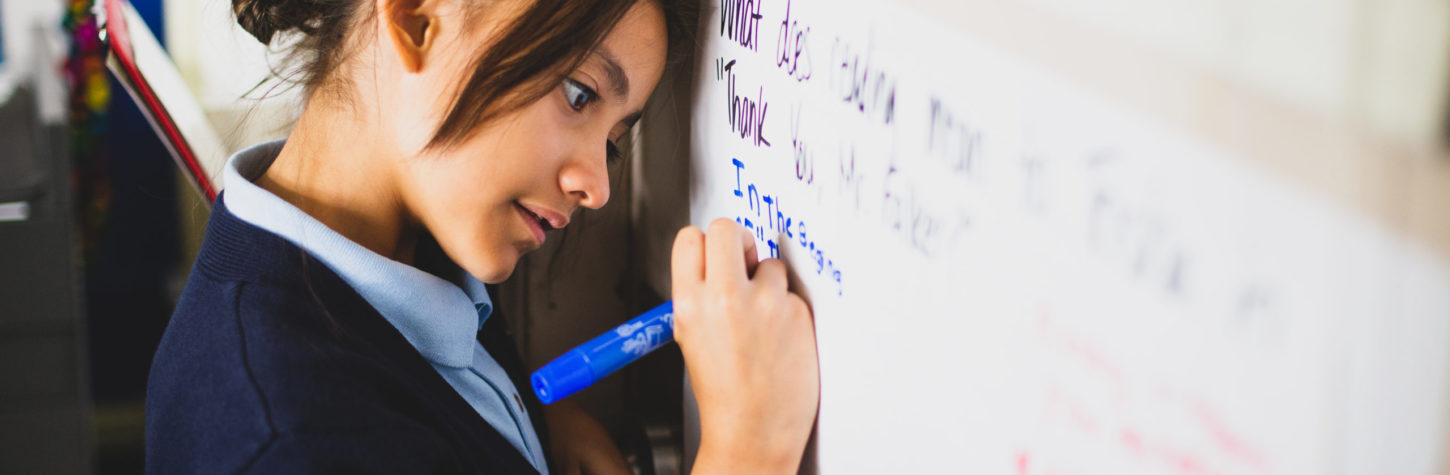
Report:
562,78,597,111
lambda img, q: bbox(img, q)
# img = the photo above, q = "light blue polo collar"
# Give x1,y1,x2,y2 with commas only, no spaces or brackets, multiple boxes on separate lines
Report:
221,140,491,369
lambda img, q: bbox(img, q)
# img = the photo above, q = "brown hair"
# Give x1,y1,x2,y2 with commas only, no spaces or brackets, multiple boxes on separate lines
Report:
232,0,694,150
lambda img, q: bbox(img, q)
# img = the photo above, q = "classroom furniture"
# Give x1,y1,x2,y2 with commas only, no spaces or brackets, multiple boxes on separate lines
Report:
0,84,93,475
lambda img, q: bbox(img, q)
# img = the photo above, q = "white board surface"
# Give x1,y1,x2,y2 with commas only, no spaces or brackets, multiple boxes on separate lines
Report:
686,1,1450,473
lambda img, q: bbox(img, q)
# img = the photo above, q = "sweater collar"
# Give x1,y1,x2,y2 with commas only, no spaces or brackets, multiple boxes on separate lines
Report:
220,140,490,368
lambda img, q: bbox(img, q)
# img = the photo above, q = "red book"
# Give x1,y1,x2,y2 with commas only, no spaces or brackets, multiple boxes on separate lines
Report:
101,0,227,203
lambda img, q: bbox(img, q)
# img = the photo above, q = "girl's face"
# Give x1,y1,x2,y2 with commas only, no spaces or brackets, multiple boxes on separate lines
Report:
389,1,667,283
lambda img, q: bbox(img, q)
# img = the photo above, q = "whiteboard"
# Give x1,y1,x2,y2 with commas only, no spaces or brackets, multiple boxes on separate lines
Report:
685,0,1450,473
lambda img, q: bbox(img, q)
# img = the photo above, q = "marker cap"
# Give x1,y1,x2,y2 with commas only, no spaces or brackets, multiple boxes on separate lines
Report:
532,349,593,405
531,301,674,404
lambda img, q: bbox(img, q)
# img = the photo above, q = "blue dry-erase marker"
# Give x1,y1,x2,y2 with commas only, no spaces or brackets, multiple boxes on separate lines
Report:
532,301,675,404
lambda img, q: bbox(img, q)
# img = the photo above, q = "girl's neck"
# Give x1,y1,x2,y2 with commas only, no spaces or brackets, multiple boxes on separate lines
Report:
255,100,420,265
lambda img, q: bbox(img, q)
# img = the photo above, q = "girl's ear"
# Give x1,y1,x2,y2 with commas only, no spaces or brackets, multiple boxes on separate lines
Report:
381,0,437,73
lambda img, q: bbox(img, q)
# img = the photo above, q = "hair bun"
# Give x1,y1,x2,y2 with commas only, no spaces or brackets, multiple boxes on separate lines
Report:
233,0,317,45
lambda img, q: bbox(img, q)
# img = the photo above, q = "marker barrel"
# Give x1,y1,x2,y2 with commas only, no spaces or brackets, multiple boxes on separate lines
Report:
531,301,675,404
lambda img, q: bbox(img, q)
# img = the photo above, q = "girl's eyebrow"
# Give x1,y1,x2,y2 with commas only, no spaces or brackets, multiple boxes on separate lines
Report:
592,47,630,102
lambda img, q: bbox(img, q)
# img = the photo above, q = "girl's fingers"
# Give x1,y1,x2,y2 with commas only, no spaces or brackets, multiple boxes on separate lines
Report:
704,218,752,285
739,224,761,277
789,293,814,325
752,258,788,294
672,226,706,291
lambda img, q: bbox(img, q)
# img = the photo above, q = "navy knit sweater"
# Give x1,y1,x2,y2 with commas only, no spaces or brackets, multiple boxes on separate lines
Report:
146,199,548,474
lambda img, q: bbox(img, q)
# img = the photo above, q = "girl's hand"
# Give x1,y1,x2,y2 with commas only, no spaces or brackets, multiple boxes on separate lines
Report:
671,219,820,473
543,400,630,475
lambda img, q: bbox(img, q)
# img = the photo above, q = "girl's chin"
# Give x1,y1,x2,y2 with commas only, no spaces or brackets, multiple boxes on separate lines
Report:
454,247,521,285
474,260,519,284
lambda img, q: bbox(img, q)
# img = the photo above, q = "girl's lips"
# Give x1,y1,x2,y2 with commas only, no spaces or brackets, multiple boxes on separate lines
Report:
515,203,547,246
518,203,570,230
